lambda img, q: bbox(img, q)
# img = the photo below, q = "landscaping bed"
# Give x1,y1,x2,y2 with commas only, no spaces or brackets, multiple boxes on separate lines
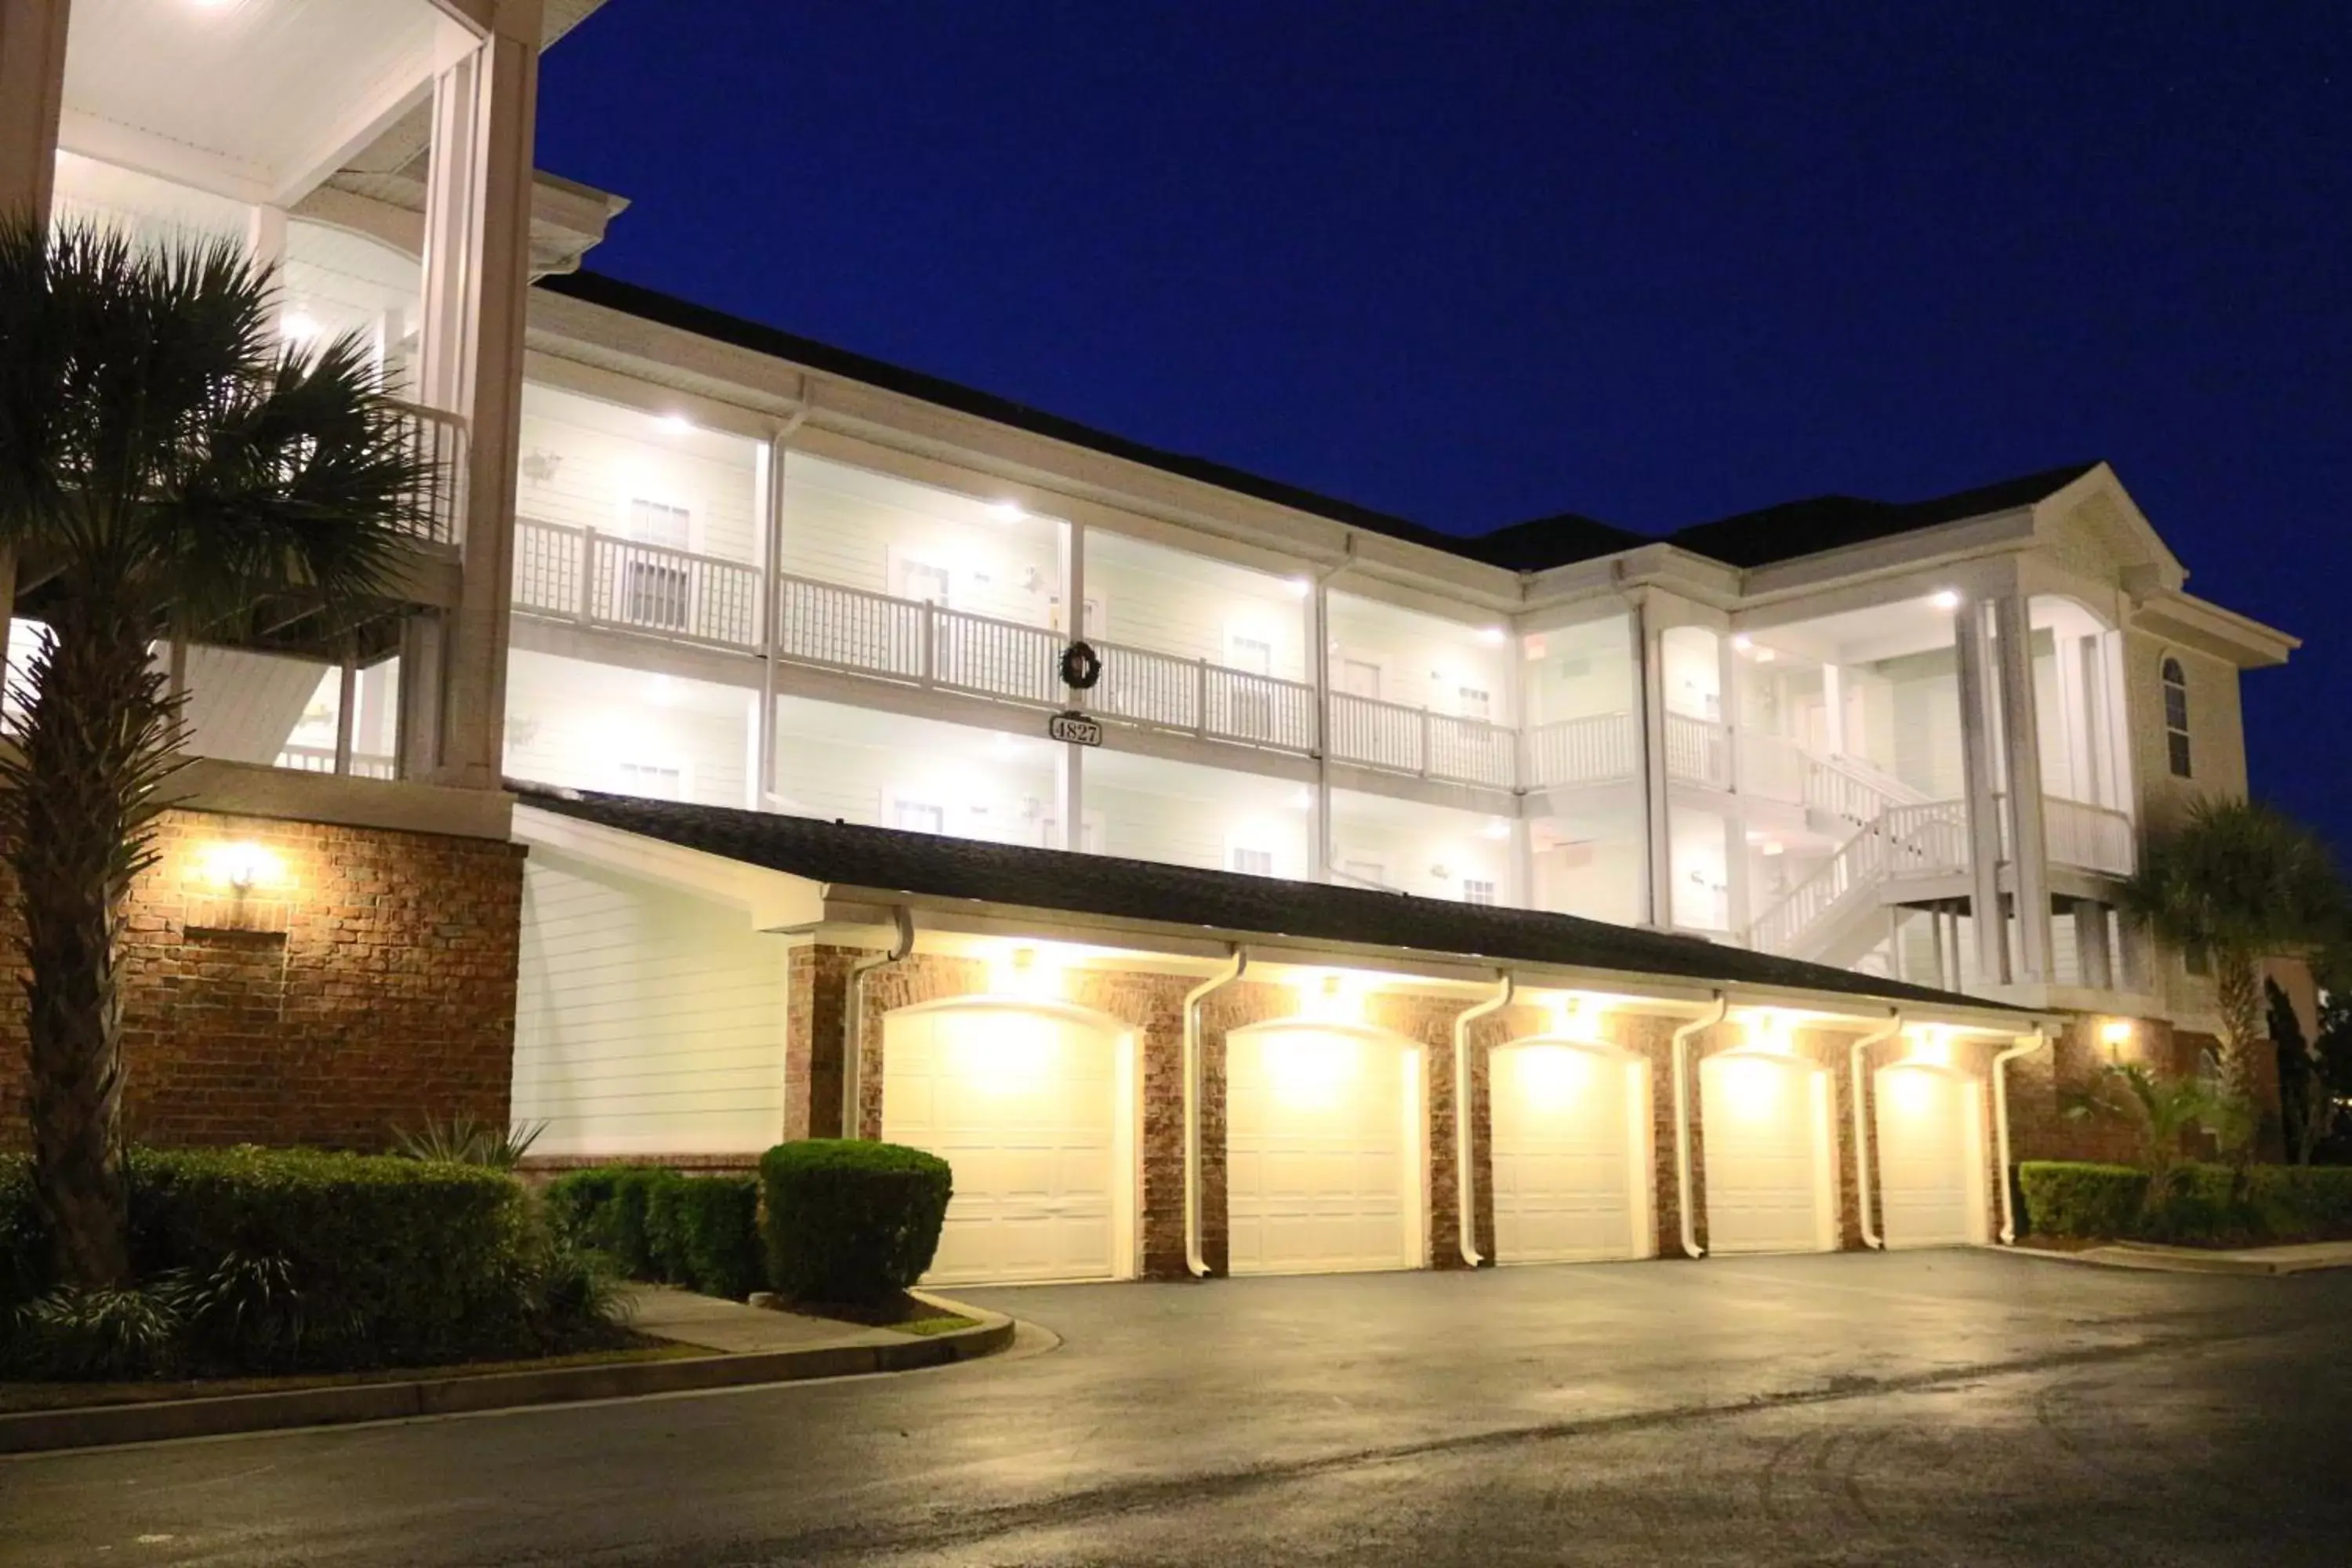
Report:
2018,1160,2352,1247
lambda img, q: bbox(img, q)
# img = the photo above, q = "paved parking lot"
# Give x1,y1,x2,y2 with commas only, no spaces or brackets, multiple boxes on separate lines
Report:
5,1250,2348,1565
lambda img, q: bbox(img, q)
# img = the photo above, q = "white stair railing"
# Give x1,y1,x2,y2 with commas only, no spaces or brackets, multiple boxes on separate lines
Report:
1664,712,1730,789
1748,799,1966,958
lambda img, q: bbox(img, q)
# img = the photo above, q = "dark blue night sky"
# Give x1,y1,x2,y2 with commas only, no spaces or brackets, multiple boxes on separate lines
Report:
536,2,2350,847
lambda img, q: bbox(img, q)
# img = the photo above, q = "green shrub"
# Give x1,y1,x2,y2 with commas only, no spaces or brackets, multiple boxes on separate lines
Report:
2019,1160,2352,1244
544,1167,760,1299
0,1148,622,1379
2018,1162,2147,1239
0,1160,45,1313
760,1140,951,1305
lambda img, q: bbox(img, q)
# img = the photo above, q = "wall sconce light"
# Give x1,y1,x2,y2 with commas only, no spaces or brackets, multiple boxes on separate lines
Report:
204,840,276,894
2100,1018,2136,1060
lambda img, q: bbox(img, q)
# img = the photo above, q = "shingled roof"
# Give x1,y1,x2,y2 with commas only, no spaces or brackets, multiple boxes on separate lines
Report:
538,271,2101,579
516,784,2025,1017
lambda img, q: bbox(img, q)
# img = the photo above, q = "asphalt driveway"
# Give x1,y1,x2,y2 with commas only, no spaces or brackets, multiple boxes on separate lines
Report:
5,1250,2348,1565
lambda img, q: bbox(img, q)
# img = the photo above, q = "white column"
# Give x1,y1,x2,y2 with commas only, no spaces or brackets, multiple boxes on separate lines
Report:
1994,594,2053,985
1633,599,1671,928
1953,599,2010,985
1820,662,1848,757
755,434,783,808
1717,630,1743,793
1054,518,1086,850
0,0,71,662
413,2,542,789
1308,575,1333,882
1722,811,1751,942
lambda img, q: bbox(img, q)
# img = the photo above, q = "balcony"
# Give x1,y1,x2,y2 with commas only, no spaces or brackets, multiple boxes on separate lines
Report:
390,401,469,548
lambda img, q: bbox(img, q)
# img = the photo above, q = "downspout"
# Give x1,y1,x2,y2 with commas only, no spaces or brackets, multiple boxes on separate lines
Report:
1671,993,1729,1259
1183,946,1250,1277
1848,1011,1905,1250
840,906,915,1139
1452,971,1516,1268
757,401,810,811
1991,1026,2050,1244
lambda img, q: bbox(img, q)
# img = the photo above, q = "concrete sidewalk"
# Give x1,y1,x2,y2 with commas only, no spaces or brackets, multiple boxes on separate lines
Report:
2067,1240,2352,1276
625,1286,922,1353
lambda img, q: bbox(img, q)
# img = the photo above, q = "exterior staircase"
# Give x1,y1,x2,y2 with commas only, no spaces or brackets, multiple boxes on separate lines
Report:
1748,753,1964,966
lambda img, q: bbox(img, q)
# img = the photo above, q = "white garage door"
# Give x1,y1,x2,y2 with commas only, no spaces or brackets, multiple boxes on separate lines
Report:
1875,1064,1987,1248
1490,1040,1651,1263
1227,1023,1422,1276
881,1001,1133,1286
1700,1051,1835,1254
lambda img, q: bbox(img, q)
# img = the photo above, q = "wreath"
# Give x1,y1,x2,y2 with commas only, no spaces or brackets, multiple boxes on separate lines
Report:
1059,640,1104,691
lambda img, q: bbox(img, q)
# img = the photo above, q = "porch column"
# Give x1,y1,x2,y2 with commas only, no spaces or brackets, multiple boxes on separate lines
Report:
1820,662,1848,757
0,0,72,661
1308,572,1333,882
1994,593,2053,984
414,1,542,788
1633,597,1671,928
1953,598,2010,985
1054,518,1086,850
1722,811,1751,942
755,434,784,808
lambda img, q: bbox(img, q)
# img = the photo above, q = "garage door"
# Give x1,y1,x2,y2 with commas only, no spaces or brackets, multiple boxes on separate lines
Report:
1490,1040,1651,1262
1875,1063,1987,1248
881,1000,1134,1285
1226,1022,1423,1275
1699,1051,1835,1254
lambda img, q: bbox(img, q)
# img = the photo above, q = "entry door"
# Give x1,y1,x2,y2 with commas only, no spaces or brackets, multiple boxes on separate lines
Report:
1490,1042,1648,1262
1699,1053,1834,1254
881,1004,1130,1285
1875,1065,1987,1247
1226,1025,1421,1275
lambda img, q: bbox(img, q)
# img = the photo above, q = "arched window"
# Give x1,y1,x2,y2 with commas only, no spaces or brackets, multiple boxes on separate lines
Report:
2161,656,2191,778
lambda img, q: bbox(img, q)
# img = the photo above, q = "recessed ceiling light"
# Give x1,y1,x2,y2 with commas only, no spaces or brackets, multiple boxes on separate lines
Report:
658,414,694,435
1731,634,1753,652
1478,626,1506,645
1930,590,1962,611
1284,577,1312,598
280,311,320,343
986,500,1025,521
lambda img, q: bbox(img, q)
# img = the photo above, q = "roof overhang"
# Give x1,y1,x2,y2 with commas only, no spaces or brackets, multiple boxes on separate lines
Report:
2128,584,2298,668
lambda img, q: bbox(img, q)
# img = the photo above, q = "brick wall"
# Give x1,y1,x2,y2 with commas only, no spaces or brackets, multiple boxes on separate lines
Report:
1,808,524,1152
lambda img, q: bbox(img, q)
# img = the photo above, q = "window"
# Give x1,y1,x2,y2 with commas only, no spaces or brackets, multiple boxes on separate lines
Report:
616,761,683,800
1457,685,1492,721
1338,658,1381,700
622,499,692,630
1462,878,1497,907
2161,657,2191,778
894,800,946,834
893,557,951,605
1227,634,1273,676
1229,846,1274,877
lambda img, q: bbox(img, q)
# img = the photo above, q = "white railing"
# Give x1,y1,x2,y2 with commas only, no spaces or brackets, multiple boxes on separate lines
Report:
1524,713,1635,788
387,400,466,546
2045,795,2136,877
1748,799,1968,959
1803,750,1930,823
1430,713,1515,788
1203,664,1315,751
1327,693,1517,786
274,744,396,781
516,521,763,650
931,605,1063,706
1664,712,1730,789
774,573,927,680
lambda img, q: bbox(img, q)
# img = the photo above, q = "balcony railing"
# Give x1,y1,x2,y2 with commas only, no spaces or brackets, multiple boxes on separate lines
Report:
1524,713,1636,789
2044,795,2136,877
274,744,396,781
1664,712,1730,789
388,400,467,546
518,521,762,650
1327,692,1516,787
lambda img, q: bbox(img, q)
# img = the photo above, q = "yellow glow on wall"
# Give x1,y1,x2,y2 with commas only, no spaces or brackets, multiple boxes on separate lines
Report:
1881,1064,1939,1116
1904,1026,1951,1068
940,1008,1057,1090
990,942,1068,1001
1295,970,1369,1025
1262,1029,1359,1110
201,840,281,893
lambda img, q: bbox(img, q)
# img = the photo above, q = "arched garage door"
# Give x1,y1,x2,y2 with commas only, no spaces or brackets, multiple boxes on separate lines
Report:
1489,1037,1654,1263
1226,1021,1425,1276
881,1000,1137,1285
1874,1062,1989,1248
1699,1050,1836,1254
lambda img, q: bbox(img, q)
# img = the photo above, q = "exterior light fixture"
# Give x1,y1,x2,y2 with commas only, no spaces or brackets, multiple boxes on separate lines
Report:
1284,577,1312,598
657,413,694,435
1290,787,1314,811
1479,626,1507,646
205,841,274,893
280,311,320,343
1731,634,1753,652
985,500,1025,521
1483,818,1511,840
2100,1018,2135,1059
1930,590,1962,611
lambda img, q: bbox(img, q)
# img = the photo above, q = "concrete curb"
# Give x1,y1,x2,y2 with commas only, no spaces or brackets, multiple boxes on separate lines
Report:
0,1297,1014,1456
2001,1243,2352,1277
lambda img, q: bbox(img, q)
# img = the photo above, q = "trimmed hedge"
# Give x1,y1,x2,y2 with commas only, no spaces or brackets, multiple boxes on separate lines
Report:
759,1140,951,1305
3,1148,617,1377
2020,1160,2352,1245
546,1167,762,1300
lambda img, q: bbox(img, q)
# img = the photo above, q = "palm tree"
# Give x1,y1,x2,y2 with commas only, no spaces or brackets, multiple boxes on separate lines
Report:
2118,797,2344,1145
0,218,425,1288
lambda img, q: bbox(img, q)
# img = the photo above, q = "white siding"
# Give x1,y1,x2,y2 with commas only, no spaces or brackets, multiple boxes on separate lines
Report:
182,647,332,763
778,450,1060,628
1330,789,1508,901
1089,750,1308,877
505,649,752,808
512,851,789,1156
517,382,761,564
1525,615,1634,726
1087,531,1307,678
769,705,1058,844
1328,593,1508,718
